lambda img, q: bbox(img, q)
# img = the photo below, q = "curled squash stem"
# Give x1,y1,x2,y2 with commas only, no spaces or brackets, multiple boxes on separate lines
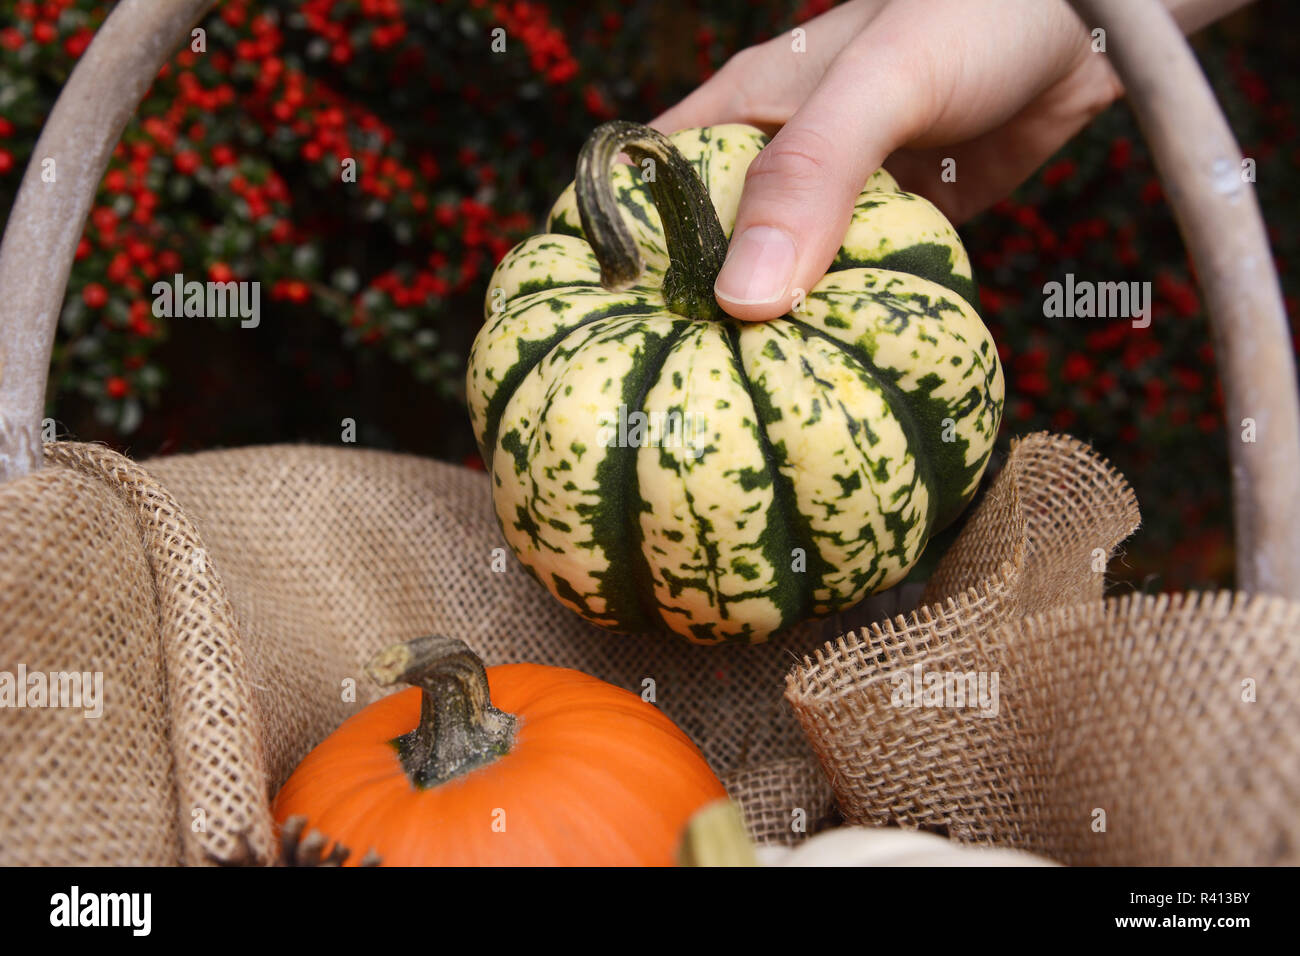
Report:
365,636,517,789
575,120,729,322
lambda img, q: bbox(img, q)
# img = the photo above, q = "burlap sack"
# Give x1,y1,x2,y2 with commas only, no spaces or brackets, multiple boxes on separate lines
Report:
2,432,1294,864
787,434,1300,865
0,440,844,864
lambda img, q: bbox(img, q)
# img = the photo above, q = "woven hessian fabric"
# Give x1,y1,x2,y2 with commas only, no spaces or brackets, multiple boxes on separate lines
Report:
1,433,1295,864
786,434,1300,865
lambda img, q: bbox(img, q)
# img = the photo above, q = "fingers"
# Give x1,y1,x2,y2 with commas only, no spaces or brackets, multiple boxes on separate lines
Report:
714,37,925,320
649,0,884,135
651,0,1103,319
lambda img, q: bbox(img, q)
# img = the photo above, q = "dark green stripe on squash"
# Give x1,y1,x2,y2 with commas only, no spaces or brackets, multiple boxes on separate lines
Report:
833,241,980,310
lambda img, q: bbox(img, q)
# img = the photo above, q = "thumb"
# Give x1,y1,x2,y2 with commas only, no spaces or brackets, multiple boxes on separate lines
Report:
713,50,920,321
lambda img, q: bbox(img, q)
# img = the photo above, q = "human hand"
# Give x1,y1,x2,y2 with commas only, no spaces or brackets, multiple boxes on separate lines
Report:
652,0,1126,320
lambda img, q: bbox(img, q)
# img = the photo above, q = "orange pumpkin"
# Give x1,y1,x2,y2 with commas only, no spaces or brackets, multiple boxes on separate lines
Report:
272,636,725,866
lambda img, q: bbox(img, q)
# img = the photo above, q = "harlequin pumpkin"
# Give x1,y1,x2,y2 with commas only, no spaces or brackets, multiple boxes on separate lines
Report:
272,636,725,866
468,121,1004,644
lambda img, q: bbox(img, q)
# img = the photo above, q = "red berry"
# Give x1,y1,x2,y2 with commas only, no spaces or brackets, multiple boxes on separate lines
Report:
174,151,201,175
126,240,152,264
1042,159,1076,187
105,376,129,399
1108,138,1132,169
1018,372,1050,397
91,207,117,234
64,29,91,58
82,283,108,308
107,253,131,283
1063,354,1093,383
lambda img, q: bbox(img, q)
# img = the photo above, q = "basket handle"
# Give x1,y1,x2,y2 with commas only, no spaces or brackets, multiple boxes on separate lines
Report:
1066,0,1300,597
0,0,218,481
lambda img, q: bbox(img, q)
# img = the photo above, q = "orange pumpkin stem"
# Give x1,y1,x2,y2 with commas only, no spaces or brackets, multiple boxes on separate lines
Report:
365,636,517,789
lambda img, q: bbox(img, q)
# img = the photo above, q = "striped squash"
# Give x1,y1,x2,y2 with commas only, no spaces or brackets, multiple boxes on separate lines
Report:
468,122,1003,644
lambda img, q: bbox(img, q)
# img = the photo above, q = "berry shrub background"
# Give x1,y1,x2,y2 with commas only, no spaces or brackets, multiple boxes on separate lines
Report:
0,0,1296,591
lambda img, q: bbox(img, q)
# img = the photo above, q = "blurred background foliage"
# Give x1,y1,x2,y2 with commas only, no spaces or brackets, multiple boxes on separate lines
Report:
0,0,1296,591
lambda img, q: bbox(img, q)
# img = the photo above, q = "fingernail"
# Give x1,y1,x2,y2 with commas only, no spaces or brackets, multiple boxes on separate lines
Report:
714,226,796,305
